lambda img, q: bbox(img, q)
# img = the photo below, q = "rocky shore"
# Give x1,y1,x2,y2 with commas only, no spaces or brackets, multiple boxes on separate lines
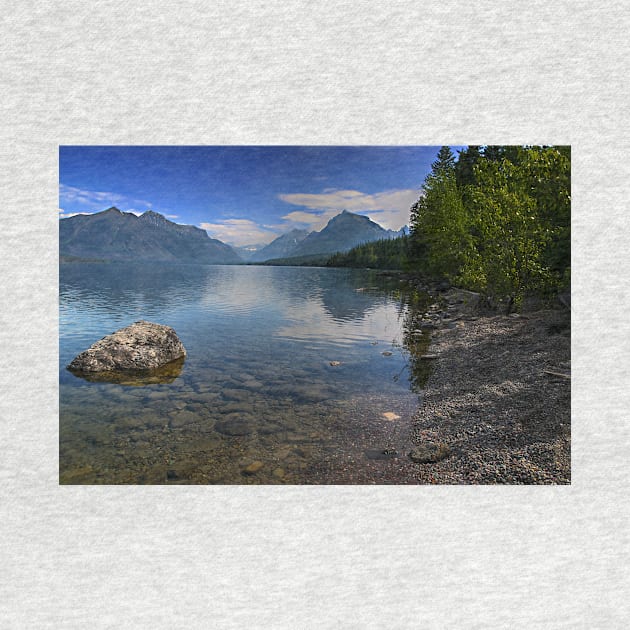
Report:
407,288,571,484
60,283,570,485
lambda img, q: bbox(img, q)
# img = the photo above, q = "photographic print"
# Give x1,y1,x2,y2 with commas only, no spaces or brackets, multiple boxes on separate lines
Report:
59,145,570,484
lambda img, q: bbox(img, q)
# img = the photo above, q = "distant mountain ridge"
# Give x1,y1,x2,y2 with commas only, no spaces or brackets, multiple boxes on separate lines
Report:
249,228,310,262
60,207,405,265
60,207,242,264
254,210,404,263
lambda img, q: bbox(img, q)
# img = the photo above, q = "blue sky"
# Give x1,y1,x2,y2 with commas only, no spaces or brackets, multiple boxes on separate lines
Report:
59,146,464,247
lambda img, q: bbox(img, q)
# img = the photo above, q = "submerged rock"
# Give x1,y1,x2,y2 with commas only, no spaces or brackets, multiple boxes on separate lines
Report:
67,321,186,373
215,414,254,436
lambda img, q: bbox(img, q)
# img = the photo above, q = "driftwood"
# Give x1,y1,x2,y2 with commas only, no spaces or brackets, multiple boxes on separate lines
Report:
543,369,571,380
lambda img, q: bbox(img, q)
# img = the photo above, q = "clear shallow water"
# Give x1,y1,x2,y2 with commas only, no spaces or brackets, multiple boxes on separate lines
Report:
60,263,428,484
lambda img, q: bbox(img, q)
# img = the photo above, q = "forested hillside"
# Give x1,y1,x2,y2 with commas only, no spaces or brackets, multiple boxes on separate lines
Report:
326,237,408,270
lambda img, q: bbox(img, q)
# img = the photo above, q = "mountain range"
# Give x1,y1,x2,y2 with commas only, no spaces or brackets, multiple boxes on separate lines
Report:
253,210,405,263
248,228,310,262
60,207,406,265
60,208,242,264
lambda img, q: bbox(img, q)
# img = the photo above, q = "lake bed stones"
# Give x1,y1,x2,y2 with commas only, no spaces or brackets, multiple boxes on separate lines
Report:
214,413,255,436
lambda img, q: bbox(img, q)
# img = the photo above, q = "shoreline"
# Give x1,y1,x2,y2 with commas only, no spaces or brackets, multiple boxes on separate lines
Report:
406,288,570,484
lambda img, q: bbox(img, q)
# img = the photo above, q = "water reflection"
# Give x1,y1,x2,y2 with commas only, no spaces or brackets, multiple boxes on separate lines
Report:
317,269,387,321
61,262,202,313
399,285,434,392
68,356,185,386
60,263,431,484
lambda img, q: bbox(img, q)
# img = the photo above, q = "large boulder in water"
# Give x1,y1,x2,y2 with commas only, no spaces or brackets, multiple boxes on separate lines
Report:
67,320,186,373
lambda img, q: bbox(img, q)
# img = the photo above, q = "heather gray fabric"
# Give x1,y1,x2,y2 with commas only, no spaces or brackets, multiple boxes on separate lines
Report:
1,2,627,627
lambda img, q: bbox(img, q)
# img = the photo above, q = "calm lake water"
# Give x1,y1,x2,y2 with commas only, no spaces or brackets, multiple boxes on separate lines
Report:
60,263,431,484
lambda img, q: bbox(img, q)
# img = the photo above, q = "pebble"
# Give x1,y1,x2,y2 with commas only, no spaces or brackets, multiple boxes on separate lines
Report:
409,442,450,464
242,461,264,475
382,412,400,421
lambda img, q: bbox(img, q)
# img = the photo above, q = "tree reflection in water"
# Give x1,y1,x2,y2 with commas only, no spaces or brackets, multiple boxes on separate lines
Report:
397,282,435,393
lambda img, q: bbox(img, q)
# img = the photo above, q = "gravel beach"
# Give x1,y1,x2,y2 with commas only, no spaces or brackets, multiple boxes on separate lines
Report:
407,297,571,484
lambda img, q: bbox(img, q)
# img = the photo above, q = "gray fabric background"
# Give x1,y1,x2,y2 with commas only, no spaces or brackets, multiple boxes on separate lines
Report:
1,1,627,627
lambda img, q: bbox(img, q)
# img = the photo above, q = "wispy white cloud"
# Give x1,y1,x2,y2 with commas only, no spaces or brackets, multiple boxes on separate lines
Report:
278,188,421,230
59,184,157,215
58,207,86,219
281,211,325,225
200,219,278,247
59,184,179,220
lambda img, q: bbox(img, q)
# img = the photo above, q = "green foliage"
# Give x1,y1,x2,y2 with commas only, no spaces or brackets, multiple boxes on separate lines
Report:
410,146,476,284
455,145,482,188
327,236,409,270
470,157,549,307
525,145,571,278
408,145,571,311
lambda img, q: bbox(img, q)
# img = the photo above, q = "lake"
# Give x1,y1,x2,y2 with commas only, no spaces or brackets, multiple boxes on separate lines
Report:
60,263,431,484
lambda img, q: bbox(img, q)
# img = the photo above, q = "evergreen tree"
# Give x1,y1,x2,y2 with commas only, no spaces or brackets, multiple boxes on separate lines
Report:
409,144,570,310
481,145,504,161
327,237,409,270
431,145,456,173
455,145,482,188
409,146,474,282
